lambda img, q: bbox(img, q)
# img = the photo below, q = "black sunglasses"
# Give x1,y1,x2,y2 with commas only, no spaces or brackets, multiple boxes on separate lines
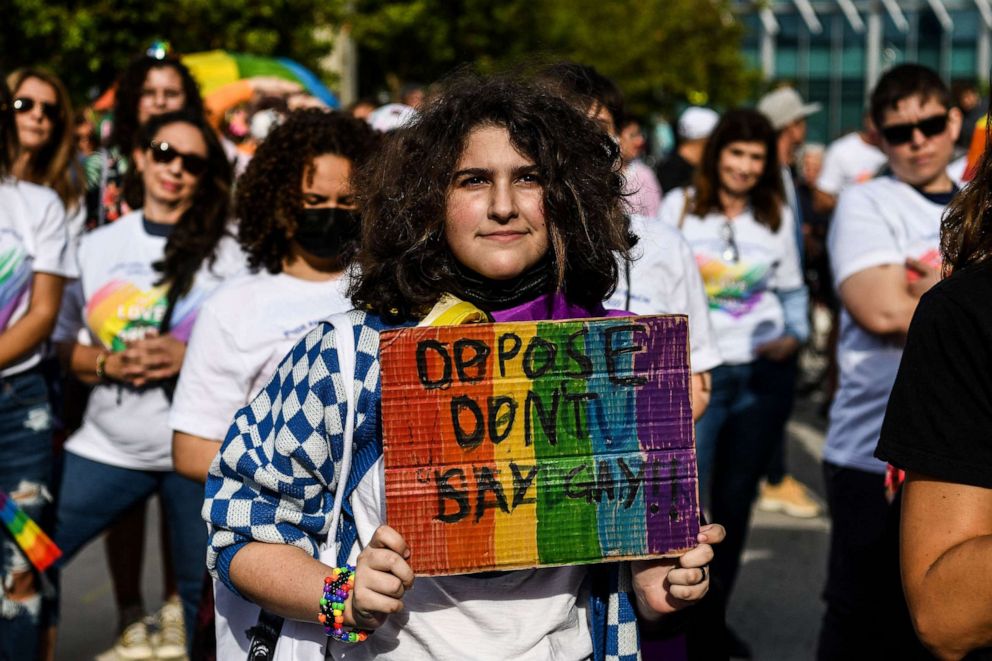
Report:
12,97,59,122
147,140,208,176
880,113,948,146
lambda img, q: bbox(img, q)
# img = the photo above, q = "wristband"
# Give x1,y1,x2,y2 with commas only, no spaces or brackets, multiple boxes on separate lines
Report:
95,351,109,381
317,565,370,643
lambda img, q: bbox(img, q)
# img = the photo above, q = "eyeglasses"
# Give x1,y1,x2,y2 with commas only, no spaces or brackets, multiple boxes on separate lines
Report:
12,98,59,122
721,220,739,263
880,113,948,146
147,140,208,176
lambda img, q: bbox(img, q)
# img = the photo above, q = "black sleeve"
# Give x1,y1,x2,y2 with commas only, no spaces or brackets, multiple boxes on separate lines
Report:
876,277,992,488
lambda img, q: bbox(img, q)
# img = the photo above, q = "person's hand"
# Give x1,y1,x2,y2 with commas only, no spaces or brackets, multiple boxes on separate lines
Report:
247,76,303,98
124,333,187,387
631,523,725,620
102,348,140,383
906,257,941,299
351,525,415,630
755,335,800,362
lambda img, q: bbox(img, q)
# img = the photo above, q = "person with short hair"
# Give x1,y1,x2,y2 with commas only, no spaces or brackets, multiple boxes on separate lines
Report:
656,106,719,193
205,72,724,660
818,62,960,659
876,95,992,659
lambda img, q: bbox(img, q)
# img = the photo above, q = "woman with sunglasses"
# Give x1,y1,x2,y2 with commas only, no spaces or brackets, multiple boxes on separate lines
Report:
659,108,807,645
52,109,244,658
204,73,723,660
84,52,204,230
7,69,85,224
0,74,74,661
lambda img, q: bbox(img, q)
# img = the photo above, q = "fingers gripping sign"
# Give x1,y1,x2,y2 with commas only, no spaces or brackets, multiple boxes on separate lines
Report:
631,523,725,620
351,525,415,630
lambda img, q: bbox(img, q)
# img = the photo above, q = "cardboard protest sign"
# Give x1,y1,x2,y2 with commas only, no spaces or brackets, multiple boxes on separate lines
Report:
379,315,698,575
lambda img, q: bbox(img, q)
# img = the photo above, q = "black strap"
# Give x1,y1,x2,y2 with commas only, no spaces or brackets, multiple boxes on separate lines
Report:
246,610,285,661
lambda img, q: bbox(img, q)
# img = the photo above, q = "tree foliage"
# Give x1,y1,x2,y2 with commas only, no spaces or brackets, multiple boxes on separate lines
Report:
344,0,757,114
0,0,336,104
1,0,755,114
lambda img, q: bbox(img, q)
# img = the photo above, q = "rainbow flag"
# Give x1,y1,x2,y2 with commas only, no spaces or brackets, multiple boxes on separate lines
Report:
0,488,61,572
380,315,698,575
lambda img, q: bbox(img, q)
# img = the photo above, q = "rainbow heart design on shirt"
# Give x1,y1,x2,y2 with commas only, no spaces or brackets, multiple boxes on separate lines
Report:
696,256,771,317
86,279,212,350
0,247,31,331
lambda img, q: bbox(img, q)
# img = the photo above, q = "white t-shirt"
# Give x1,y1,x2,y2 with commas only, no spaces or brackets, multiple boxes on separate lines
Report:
815,132,887,196
169,270,352,441
0,178,75,377
336,568,592,660
658,188,803,365
607,214,722,373
825,176,946,473
54,211,246,470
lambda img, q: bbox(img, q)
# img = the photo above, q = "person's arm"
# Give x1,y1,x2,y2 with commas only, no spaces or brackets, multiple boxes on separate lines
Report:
838,260,939,337
206,323,357,621
0,272,64,370
901,474,992,659
172,431,221,483
811,188,837,215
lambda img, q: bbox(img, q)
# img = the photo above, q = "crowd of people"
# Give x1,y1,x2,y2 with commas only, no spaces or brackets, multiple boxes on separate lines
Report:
1,42,991,661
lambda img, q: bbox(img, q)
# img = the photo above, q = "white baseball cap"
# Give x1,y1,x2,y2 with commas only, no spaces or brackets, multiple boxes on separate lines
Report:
368,103,417,133
757,87,821,130
677,106,720,141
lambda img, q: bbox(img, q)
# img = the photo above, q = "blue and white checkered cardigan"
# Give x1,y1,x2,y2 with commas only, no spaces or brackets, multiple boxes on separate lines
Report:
204,310,642,661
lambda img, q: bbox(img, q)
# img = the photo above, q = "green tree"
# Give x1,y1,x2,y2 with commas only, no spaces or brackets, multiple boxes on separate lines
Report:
1,0,337,103
343,0,756,114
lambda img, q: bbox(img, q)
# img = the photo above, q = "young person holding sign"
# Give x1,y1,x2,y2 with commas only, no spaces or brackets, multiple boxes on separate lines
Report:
205,73,723,660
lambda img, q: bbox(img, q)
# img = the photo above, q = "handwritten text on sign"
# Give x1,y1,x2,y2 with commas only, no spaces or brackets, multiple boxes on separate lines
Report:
379,315,698,575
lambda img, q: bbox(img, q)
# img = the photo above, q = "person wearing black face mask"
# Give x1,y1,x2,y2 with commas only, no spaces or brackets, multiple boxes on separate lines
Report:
293,206,361,262
167,109,377,656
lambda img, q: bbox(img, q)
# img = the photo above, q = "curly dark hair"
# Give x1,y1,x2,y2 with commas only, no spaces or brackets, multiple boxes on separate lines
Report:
536,61,626,133
110,55,203,158
350,72,631,323
692,108,784,231
130,110,232,319
235,109,379,274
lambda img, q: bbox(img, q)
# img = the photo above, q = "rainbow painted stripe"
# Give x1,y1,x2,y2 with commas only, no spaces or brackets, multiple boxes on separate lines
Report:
380,315,698,575
0,488,61,572
85,279,211,349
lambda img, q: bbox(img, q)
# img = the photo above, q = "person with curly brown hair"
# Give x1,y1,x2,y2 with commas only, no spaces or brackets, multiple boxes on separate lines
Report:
204,72,724,660
170,108,377,483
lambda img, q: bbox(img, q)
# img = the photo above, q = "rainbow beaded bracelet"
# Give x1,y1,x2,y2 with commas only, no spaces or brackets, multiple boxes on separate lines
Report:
318,565,371,643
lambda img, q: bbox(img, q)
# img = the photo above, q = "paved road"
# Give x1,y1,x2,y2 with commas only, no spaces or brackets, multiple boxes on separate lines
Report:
56,399,831,660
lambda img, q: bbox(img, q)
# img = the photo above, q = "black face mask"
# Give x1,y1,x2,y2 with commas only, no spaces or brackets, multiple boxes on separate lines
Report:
293,207,360,259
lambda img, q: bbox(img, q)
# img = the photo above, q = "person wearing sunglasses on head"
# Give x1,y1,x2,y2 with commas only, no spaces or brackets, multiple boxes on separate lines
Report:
817,64,960,660
658,107,807,659
51,109,246,659
0,72,74,661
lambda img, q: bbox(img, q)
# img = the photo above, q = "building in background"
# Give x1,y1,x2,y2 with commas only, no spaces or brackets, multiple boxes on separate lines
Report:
733,0,991,142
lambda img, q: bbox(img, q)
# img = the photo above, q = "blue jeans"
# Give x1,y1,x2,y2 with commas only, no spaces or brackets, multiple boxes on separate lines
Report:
0,369,54,661
694,358,794,598
54,452,207,645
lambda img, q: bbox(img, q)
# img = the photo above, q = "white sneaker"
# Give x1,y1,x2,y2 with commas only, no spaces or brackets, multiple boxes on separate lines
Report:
153,596,186,660
113,618,155,660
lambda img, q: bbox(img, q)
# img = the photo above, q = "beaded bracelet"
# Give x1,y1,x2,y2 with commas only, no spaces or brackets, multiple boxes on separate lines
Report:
95,351,109,381
317,565,371,643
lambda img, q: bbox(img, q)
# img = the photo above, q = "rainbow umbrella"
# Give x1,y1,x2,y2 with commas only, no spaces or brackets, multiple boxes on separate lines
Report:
93,50,339,111
181,50,339,108
0,488,61,572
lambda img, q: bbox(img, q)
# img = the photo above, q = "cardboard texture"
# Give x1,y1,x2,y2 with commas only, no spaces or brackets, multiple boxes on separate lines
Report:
379,315,698,575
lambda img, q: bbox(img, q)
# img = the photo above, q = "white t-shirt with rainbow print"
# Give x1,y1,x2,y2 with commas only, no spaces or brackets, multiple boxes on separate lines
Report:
659,187,803,365
0,177,74,377
54,210,246,470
